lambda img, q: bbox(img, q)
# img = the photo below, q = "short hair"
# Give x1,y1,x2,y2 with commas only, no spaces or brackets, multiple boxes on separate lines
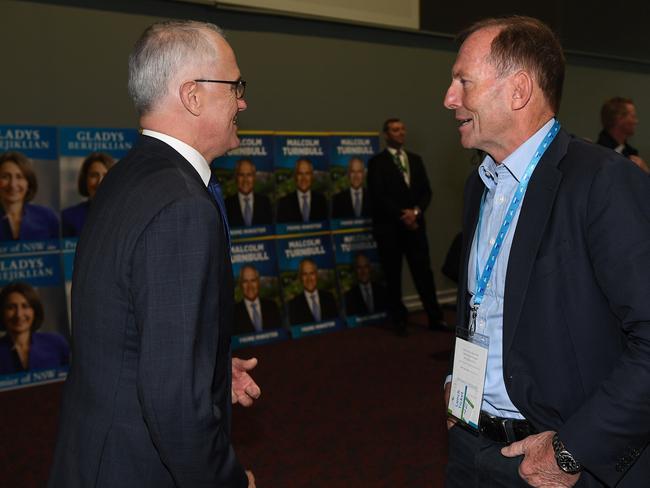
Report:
347,157,364,168
295,158,313,170
458,16,565,113
78,152,114,197
601,97,634,130
0,282,44,332
128,20,225,116
0,151,38,202
234,158,256,174
239,265,259,280
299,258,317,273
382,118,401,133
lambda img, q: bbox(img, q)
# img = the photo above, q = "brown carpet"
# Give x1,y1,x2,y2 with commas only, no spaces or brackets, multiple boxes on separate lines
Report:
0,311,454,488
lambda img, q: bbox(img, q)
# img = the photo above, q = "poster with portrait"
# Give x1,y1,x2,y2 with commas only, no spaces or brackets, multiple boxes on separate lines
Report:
328,133,379,230
230,238,288,349
0,125,69,390
274,133,330,235
212,132,275,239
58,127,138,325
333,230,387,327
276,234,343,338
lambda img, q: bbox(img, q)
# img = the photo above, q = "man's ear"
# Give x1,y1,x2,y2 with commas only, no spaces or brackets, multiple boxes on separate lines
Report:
511,70,533,110
179,80,201,116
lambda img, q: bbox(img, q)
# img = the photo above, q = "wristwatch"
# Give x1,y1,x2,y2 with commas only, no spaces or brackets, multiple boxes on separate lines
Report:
552,433,582,474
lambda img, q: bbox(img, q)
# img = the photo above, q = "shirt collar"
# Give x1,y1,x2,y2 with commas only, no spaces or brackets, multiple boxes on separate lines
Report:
478,118,555,190
142,129,211,186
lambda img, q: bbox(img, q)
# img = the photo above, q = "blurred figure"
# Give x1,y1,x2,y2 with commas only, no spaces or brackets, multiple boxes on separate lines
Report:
288,258,338,325
344,253,387,316
597,97,649,173
332,157,370,219
277,158,328,223
233,265,281,334
0,282,69,374
61,152,114,237
0,151,59,241
224,158,273,226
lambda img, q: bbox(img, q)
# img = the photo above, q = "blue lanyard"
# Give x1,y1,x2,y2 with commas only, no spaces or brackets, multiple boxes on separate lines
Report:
472,120,560,312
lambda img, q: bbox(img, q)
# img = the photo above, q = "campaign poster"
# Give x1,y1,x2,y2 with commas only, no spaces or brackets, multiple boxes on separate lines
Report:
230,238,288,349
212,132,275,239
333,230,388,327
276,234,343,338
328,133,379,230
274,133,330,235
0,125,69,391
58,127,138,324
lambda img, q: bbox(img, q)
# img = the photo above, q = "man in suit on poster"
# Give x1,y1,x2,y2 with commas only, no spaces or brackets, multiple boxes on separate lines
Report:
443,16,650,488
276,158,328,223
367,118,445,335
224,158,273,226
344,252,386,316
288,258,338,325
331,156,370,219
49,20,259,488
233,265,282,335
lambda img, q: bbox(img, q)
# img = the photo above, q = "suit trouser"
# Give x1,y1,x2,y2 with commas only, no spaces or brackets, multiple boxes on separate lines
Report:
374,226,442,325
445,424,529,488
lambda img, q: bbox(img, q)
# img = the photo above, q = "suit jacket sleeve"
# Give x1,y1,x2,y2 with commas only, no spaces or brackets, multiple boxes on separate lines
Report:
558,161,650,485
131,195,247,487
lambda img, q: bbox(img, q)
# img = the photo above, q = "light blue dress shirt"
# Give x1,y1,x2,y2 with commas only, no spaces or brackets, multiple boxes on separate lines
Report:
467,118,555,419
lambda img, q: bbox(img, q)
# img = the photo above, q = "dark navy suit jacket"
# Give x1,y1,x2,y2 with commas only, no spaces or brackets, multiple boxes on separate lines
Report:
456,129,650,487
48,136,247,488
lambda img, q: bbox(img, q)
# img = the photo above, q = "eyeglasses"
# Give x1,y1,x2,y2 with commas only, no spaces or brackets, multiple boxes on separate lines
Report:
194,79,246,99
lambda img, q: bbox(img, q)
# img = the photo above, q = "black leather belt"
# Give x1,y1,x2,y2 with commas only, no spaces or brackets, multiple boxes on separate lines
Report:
479,411,537,444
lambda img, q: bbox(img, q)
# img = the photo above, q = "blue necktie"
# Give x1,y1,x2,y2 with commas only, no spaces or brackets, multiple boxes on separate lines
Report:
250,302,262,332
243,196,253,227
309,293,321,322
353,190,362,217
207,175,231,252
301,194,310,222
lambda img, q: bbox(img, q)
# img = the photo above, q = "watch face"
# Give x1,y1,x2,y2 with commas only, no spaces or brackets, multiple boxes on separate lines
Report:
557,452,581,474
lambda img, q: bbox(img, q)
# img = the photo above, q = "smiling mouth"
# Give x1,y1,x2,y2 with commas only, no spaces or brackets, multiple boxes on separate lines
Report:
458,118,472,127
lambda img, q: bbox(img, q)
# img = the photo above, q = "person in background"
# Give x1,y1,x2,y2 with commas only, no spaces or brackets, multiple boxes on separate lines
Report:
0,151,59,241
224,158,273,227
597,97,649,173
288,258,338,325
61,152,114,237
276,158,328,223
0,282,69,374
331,156,370,219
344,252,386,316
233,265,281,334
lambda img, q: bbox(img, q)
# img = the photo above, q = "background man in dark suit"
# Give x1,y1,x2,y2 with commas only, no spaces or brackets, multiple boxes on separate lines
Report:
288,258,338,325
597,97,649,173
49,20,259,488
233,265,282,335
331,156,370,219
367,118,445,336
276,158,328,223
225,158,273,226
443,16,650,488
344,252,386,316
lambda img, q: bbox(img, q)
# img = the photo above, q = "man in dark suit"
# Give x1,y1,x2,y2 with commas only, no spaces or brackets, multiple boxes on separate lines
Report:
597,97,649,173
344,253,386,316
233,265,282,335
367,118,445,335
288,258,338,325
331,156,370,219
49,21,259,488
443,16,650,488
224,158,273,226
276,158,328,223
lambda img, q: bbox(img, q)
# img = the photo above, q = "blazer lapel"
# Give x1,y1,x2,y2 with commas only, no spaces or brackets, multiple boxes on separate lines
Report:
502,129,569,357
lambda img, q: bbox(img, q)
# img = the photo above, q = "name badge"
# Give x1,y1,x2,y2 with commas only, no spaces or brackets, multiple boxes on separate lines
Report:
448,329,489,431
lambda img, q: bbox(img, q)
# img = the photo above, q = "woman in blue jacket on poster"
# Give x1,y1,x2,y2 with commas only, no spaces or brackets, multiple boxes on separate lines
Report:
0,151,60,241
0,282,69,374
61,152,114,237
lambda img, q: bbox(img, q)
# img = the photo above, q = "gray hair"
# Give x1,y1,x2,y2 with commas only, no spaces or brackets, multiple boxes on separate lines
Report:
128,20,225,116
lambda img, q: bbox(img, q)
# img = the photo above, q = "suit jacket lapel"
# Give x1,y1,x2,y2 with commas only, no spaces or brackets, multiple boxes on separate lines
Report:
502,129,569,357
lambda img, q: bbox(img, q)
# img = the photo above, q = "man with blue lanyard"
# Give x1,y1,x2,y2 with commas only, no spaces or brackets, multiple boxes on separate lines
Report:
443,16,650,488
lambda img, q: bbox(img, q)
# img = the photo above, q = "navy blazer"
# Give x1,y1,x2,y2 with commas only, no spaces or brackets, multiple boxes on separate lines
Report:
288,289,338,326
276,190,328,223
0,203,60,241
49,136,247,488
61,201,90,237
224,192,273,227
457,129,650,487
367,149,432,235
331,187,370,219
